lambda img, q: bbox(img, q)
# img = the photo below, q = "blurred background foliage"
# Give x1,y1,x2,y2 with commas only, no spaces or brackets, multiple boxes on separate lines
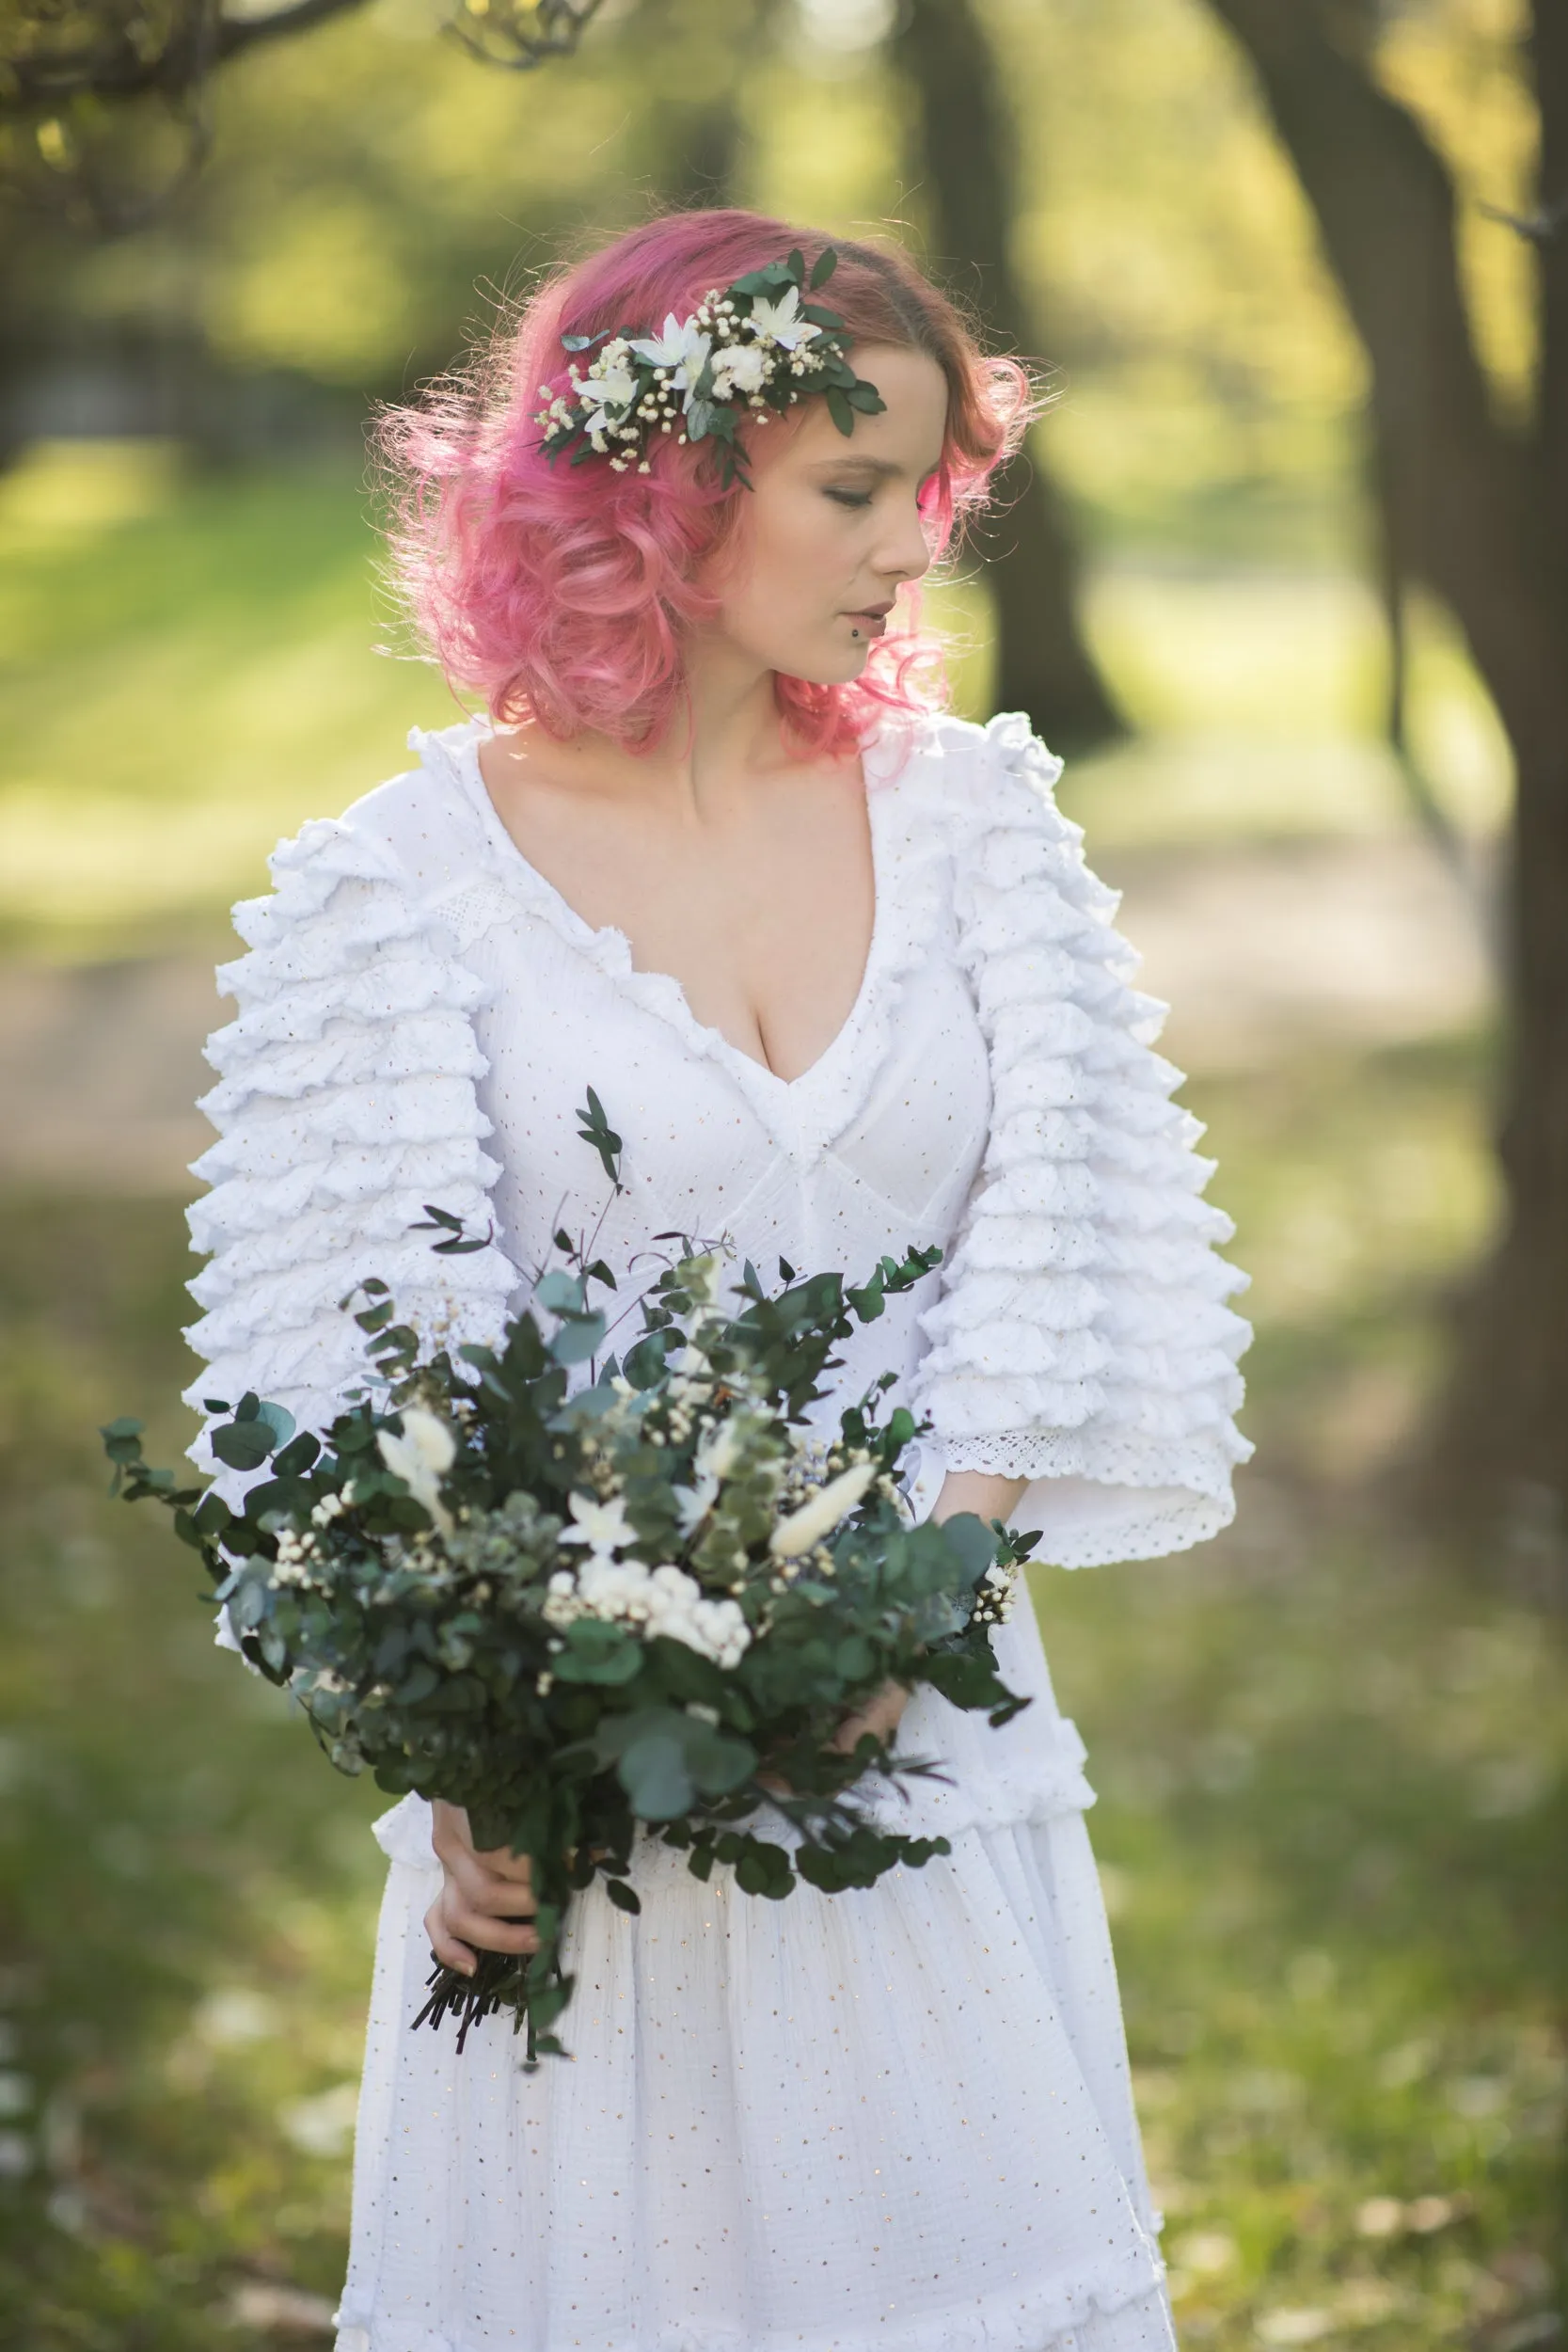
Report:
0,0,1563,2346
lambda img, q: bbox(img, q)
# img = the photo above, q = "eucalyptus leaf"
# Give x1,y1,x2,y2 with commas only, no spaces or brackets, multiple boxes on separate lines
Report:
619,1730,694,1820
548,1312,607,1366
210,1420,276,1472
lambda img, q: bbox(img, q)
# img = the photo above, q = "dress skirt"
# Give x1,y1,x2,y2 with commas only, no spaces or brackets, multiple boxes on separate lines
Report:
332,1600,1177,2352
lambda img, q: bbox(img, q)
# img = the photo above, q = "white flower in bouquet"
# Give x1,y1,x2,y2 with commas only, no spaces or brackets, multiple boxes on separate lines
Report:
696,1417,747,1482
377,1406,457,1537
673,1474,719,1537
974,1562,1020,1624
769,1460,878,1558
673,1413,751,1534
541,1569,587,1630
559,1491,637,1560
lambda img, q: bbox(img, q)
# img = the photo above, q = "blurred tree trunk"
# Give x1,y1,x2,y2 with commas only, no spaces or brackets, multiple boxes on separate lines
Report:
634,0,756,210
895,0,1124,753
1203,0,1568,1543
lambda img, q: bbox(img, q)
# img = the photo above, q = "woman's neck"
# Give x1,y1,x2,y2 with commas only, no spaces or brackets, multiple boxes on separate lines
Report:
494,634,818,820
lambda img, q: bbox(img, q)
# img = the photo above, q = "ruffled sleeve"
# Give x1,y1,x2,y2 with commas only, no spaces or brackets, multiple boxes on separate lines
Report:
182,806,520,1502
911,712,1254,1567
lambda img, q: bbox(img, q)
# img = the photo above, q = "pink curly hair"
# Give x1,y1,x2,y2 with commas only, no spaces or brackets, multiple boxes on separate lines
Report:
372,209,1037,758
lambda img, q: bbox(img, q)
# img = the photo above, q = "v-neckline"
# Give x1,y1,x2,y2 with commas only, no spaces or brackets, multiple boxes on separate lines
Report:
454,717,911,1100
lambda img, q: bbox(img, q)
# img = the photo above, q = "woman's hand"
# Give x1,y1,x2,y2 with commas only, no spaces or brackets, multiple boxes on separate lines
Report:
754,1677,912,1799
829,1677,912,1758
811,1476,1025,1772
425,1800,540,1978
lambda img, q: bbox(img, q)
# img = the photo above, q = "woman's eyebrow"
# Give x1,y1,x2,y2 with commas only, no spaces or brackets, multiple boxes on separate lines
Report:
809,456,905,481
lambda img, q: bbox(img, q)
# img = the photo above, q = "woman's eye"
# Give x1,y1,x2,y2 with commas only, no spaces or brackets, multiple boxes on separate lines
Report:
826,488,874,510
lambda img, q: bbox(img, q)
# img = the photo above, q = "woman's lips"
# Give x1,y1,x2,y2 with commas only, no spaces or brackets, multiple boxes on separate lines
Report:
846,611,889,638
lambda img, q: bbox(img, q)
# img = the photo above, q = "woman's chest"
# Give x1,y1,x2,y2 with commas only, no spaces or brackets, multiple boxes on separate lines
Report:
476,747,878,1088
457,901,991,1276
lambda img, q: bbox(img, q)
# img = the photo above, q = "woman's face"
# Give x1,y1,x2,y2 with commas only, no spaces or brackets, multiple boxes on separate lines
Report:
700,342,949,686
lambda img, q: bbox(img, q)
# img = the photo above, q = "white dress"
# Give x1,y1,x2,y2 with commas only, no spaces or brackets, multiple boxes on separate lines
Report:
182,706,1254,2352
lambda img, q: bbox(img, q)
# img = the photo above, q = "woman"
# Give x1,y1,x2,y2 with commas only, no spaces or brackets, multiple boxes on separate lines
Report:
184,210,1252,2352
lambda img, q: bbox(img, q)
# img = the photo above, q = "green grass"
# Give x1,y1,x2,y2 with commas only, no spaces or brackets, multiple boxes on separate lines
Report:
0,1198,387,2346
1045,1532,1565,2350
0,442,468,955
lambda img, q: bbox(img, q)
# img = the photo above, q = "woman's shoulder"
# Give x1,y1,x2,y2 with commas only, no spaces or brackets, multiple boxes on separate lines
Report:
319,714,495,900
879,707,1065,818
880,707,1090,872
881,708,1125,964
223,716,497,973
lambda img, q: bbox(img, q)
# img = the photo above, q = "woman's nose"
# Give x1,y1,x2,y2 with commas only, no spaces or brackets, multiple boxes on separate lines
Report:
877,499,934,588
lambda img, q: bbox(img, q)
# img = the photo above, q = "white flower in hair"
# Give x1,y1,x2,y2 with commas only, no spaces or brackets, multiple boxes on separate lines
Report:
630,312,713,400
710,343,768,398
747,284,820,351
579,355,638,439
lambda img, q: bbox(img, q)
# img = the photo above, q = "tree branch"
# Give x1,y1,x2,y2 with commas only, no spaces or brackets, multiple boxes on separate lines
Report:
0,0,602,117
214,0,373,66
0,0,372,115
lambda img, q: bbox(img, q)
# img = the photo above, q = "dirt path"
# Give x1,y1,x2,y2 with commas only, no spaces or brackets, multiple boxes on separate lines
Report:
0,834,1493,1193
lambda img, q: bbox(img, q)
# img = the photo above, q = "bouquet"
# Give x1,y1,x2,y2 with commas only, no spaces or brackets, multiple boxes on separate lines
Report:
103,1094,1037,2064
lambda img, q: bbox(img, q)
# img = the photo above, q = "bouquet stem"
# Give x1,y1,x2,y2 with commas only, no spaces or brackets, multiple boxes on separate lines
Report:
414,1947,568,2065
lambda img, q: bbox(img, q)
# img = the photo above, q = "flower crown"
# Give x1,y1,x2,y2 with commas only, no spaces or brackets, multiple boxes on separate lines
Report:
533,246,887,490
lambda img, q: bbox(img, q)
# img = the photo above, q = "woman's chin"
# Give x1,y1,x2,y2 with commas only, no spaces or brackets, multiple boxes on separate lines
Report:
774,647,872,687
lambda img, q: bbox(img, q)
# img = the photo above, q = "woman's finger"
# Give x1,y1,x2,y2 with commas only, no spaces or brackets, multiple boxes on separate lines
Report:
433,1812,535,1897
424,1895,478,1977
443,1851,535,1916
443,1899,539,1955
431,1802,532,1877
471,1840,535,1882
467,1864,538,1919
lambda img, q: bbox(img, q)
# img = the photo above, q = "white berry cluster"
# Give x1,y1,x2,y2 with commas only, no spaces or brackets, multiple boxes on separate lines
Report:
542,1551,752,1669
267,1489,352,1591
268,1524,321,1590
969,1560,1020,1626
